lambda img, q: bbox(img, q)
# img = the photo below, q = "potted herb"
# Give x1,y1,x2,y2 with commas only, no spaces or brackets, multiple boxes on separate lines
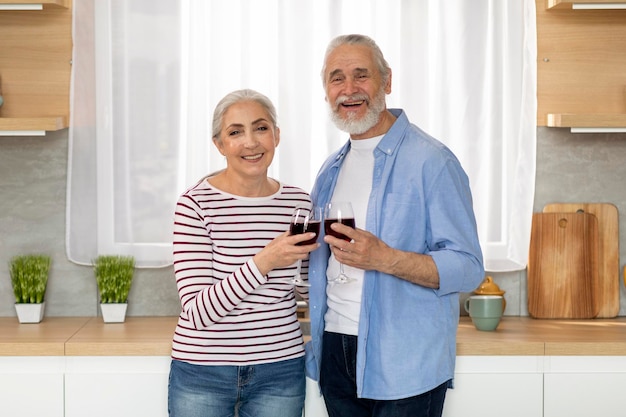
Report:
94,255,135,323
10,254,51,323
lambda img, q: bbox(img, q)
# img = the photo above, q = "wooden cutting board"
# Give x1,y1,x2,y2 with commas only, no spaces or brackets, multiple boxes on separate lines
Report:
543,203,619,318
528,212,599,319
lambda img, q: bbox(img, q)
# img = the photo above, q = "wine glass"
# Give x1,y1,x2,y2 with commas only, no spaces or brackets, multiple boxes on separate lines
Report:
287,205,322,286
324,201,356,284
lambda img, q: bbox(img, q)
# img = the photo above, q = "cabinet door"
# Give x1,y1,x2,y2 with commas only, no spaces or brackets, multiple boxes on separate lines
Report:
544,356,626,417
305,376,328,417
65,356,171,417
443,356,544,417
0,357,65,417
545,373,626,417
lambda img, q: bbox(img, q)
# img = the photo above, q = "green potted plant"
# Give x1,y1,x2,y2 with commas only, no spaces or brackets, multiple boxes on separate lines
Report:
10,254,51,323
94,255,135,323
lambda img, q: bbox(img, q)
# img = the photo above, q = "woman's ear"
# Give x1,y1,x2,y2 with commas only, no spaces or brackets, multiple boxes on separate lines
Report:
274,127,281,148
213,137,225,156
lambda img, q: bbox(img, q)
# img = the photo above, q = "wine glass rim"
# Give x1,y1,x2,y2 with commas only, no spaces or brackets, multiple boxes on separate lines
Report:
292,204,323,221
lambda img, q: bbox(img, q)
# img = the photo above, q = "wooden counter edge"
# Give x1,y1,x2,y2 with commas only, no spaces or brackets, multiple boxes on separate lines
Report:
64,342,173,356
545,342,626,356
0,342,66,356
456,341,545,356
2,316,626,357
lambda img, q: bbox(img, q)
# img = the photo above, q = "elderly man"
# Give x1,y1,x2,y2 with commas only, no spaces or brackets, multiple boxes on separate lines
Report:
305,34,484,417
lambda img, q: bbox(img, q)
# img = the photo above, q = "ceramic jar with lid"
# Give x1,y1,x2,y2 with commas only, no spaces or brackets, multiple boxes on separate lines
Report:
473,276,506,312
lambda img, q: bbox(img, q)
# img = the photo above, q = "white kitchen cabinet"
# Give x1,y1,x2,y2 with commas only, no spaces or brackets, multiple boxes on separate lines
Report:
303,356,545,417
443,356,544,417
2,354,626,416
304,377,329,417
4,317,626,416
64,356,171,417
544,356,626,417
0,357,65,417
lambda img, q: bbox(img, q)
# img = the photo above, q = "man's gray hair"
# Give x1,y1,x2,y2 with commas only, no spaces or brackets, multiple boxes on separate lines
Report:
320,34,391,87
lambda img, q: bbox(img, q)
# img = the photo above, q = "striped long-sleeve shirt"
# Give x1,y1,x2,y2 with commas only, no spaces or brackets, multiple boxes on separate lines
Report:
171,178,310,365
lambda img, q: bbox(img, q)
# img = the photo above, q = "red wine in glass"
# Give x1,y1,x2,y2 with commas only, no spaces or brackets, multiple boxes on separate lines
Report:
324,218,355,241
290,220,321,246
323,201,356,283
287,205,321,286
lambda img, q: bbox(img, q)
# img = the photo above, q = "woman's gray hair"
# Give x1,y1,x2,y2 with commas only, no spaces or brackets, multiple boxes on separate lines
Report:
320,34,391,87
212,89,278,140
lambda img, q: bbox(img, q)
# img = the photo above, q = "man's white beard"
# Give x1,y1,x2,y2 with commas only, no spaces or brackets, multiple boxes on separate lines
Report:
330,89,386,136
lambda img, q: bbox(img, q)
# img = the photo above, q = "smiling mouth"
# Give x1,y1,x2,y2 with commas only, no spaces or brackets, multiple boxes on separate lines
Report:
242,153,263,161
337,94,368,110
341,100,365,107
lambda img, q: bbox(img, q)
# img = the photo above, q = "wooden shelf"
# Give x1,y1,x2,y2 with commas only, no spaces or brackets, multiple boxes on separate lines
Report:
546,113,626,128
547,0,626,9
0,0,71,134
0,116,67,134
0,0,67,8
537,0,626,127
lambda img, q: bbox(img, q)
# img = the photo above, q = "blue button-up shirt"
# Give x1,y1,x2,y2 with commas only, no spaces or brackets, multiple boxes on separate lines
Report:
305,109,484,400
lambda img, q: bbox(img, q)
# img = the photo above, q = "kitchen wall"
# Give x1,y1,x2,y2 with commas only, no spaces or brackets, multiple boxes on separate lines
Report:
504,127,626,317
0,130,179,317
1,127,626,318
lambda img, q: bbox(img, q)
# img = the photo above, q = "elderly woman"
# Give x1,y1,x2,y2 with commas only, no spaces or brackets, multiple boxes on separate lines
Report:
168,89,316,417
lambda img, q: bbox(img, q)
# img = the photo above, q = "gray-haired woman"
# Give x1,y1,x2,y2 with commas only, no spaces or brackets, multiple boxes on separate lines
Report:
168,89,316,417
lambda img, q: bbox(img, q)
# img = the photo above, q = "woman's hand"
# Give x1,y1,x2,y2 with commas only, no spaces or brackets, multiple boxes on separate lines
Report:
253,231,318,276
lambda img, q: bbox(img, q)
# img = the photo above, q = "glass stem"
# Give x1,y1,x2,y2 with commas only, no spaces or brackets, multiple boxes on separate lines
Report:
295,260,302,282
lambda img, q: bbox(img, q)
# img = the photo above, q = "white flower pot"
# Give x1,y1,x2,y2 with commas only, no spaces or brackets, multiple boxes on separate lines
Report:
100,303,128,323
15,302,45,324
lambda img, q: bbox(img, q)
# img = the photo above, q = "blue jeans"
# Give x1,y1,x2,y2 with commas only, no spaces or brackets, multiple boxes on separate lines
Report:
320,331,448,417
168,357,305,417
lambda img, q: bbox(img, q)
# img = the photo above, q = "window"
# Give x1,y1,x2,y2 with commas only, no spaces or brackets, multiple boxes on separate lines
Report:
68,0,536,271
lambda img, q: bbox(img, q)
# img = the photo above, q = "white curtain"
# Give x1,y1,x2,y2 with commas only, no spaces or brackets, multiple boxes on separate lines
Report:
67,0,537,271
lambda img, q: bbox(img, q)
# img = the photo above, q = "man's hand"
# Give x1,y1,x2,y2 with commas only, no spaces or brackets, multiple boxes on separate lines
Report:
324,222,440,289
324,222,391,271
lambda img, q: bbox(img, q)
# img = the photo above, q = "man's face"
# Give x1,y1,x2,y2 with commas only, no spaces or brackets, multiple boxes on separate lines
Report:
323,43,391,138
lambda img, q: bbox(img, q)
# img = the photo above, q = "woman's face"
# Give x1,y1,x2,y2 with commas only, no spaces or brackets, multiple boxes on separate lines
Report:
214,100,280,181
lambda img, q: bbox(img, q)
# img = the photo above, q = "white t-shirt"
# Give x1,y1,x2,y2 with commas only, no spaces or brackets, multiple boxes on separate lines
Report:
324,135,383,336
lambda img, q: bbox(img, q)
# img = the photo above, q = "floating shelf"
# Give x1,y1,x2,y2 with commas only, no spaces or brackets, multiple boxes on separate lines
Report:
0,116,68,135
546,113,626,127
546,114,626,132
547,0,626,9
0,0,67,9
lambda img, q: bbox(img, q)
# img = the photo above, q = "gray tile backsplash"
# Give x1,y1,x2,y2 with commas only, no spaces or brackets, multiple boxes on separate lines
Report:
1,127,626,318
